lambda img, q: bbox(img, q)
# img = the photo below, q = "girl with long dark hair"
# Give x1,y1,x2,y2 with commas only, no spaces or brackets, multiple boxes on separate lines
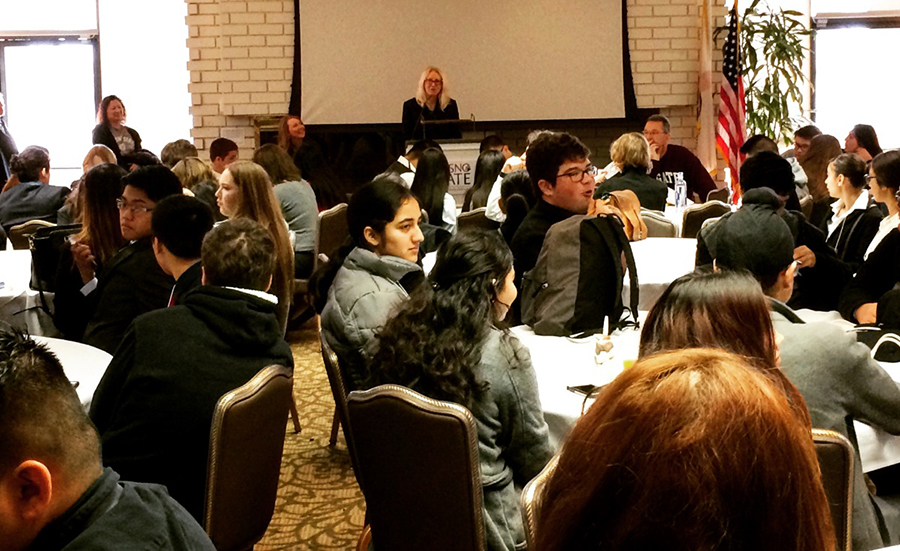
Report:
369,229,552,551
410,147,456,232
463,149,505,212
319,173,425,389
821,153,882,274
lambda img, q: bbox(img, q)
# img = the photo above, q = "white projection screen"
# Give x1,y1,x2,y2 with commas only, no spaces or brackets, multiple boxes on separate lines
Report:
300,0,625,125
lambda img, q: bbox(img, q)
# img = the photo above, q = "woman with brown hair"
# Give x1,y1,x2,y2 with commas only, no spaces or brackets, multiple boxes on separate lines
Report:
276,115,305,158
799,134,842,228
640,268,808,420
215,160,294,330
534,347,835,551
53,163,128,340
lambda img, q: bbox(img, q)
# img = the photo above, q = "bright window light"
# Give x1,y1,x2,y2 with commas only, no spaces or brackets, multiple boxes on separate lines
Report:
0,0,97,33
5,42,97,186
815,27,900,150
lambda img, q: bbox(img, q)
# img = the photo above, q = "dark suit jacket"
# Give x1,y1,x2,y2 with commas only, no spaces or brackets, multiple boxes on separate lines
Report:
0,181,69,232
401,98,461,141
83,238,174,354
92,123,142,169
0,119,18,183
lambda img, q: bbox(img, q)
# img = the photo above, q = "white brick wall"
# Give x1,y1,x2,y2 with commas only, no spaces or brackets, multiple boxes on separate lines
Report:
187,0,293,161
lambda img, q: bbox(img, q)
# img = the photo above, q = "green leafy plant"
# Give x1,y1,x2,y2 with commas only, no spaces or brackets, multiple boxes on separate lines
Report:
717,0,813,145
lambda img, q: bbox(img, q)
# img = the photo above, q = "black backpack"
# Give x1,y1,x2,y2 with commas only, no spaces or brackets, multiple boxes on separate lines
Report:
521,214,639,336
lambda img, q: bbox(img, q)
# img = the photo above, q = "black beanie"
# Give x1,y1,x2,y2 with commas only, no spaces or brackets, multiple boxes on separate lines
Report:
715,188,795,284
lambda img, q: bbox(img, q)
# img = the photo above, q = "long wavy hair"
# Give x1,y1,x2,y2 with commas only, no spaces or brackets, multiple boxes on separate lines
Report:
96,95,125,126
414,66,451,110
277,115,304,157
369,230,514,407
226,161,295,326
535,348,835,551
799,134,842,202
463,149,504,211
640,268,810,425
74,163,127,267
410,147,450,224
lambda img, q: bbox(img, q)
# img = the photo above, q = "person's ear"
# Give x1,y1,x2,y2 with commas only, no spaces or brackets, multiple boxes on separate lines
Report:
201,266,207,286
537,179,555,197
152,237,162,256
777,261,797,296
712,259,719,272
11,461,53,521
265,275,273,292
363,226,380,249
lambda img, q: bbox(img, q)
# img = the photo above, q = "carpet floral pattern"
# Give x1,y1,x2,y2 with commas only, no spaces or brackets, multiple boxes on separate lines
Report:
257,324,365,550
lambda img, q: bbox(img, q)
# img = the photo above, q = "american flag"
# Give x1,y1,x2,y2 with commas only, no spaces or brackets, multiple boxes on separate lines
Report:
716,1,746,203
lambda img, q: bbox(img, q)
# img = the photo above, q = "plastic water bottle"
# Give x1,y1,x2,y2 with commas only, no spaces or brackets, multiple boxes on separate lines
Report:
674,172,687,211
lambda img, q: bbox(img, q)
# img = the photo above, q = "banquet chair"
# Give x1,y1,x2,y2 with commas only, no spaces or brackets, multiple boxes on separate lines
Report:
800,194,813,220
813,429,853,551
520,455,559,548
8,219,54,250
706,187,730,203
641,209,677,238
204,364,292,551
314,202,349,266
348,384,486,551
318,319,362,483
457,207,500,232
681,200,730,239
700,215,722,233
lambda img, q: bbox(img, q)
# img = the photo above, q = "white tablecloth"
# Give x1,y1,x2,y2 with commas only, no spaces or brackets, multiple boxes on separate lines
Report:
515,322,900,473
34,336,111,409
624,238,697,311
0,250,58,335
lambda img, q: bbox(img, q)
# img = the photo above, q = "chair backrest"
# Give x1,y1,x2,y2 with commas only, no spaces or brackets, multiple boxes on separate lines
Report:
812,428,853,551
9,219,55,250
348,384,486,551
521,431,852,550
700,215,722,233
706,187,730,203
204,364,293,551
314,202,349,266
318,320,362,486
520,455,558,549
681,200,731,239
640,209,677,238
457,207,500,232
800,194,813,220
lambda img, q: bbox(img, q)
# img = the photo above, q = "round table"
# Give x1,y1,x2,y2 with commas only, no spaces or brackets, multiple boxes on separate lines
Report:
34,336,111,409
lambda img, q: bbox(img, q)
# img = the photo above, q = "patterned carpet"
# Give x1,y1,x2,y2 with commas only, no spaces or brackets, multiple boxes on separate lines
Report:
257,322,366,550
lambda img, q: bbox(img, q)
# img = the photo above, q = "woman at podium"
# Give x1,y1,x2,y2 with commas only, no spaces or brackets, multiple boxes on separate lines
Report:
402,66,461,141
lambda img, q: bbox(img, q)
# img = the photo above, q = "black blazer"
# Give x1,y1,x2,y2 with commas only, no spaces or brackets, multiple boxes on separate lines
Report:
92,123,142,169
594,167,668,211
820,200,882,275
82,238,174,354
401,98,461,141
0,181,69,232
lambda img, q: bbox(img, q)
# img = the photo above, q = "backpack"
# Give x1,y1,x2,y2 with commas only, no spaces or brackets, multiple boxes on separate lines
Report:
521,214,639,336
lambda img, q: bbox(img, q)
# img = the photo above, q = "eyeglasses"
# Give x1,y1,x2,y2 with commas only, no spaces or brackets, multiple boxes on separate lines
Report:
556,165,598,183
116,198,153,215
865,174,880,187
424,78,442,85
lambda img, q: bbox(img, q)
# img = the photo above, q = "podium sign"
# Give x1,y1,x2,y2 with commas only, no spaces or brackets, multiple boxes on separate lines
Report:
440,142,481,207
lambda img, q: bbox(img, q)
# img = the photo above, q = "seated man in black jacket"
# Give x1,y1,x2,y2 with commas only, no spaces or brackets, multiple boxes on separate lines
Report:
89,219,294,522
697,151,847,311
151,195,214,306
0,327,214,551
81,165,181,353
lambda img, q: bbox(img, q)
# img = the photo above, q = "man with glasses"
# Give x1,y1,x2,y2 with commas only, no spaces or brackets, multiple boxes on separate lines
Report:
82,165,182,353
510,131,595,289
644,114,717,203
